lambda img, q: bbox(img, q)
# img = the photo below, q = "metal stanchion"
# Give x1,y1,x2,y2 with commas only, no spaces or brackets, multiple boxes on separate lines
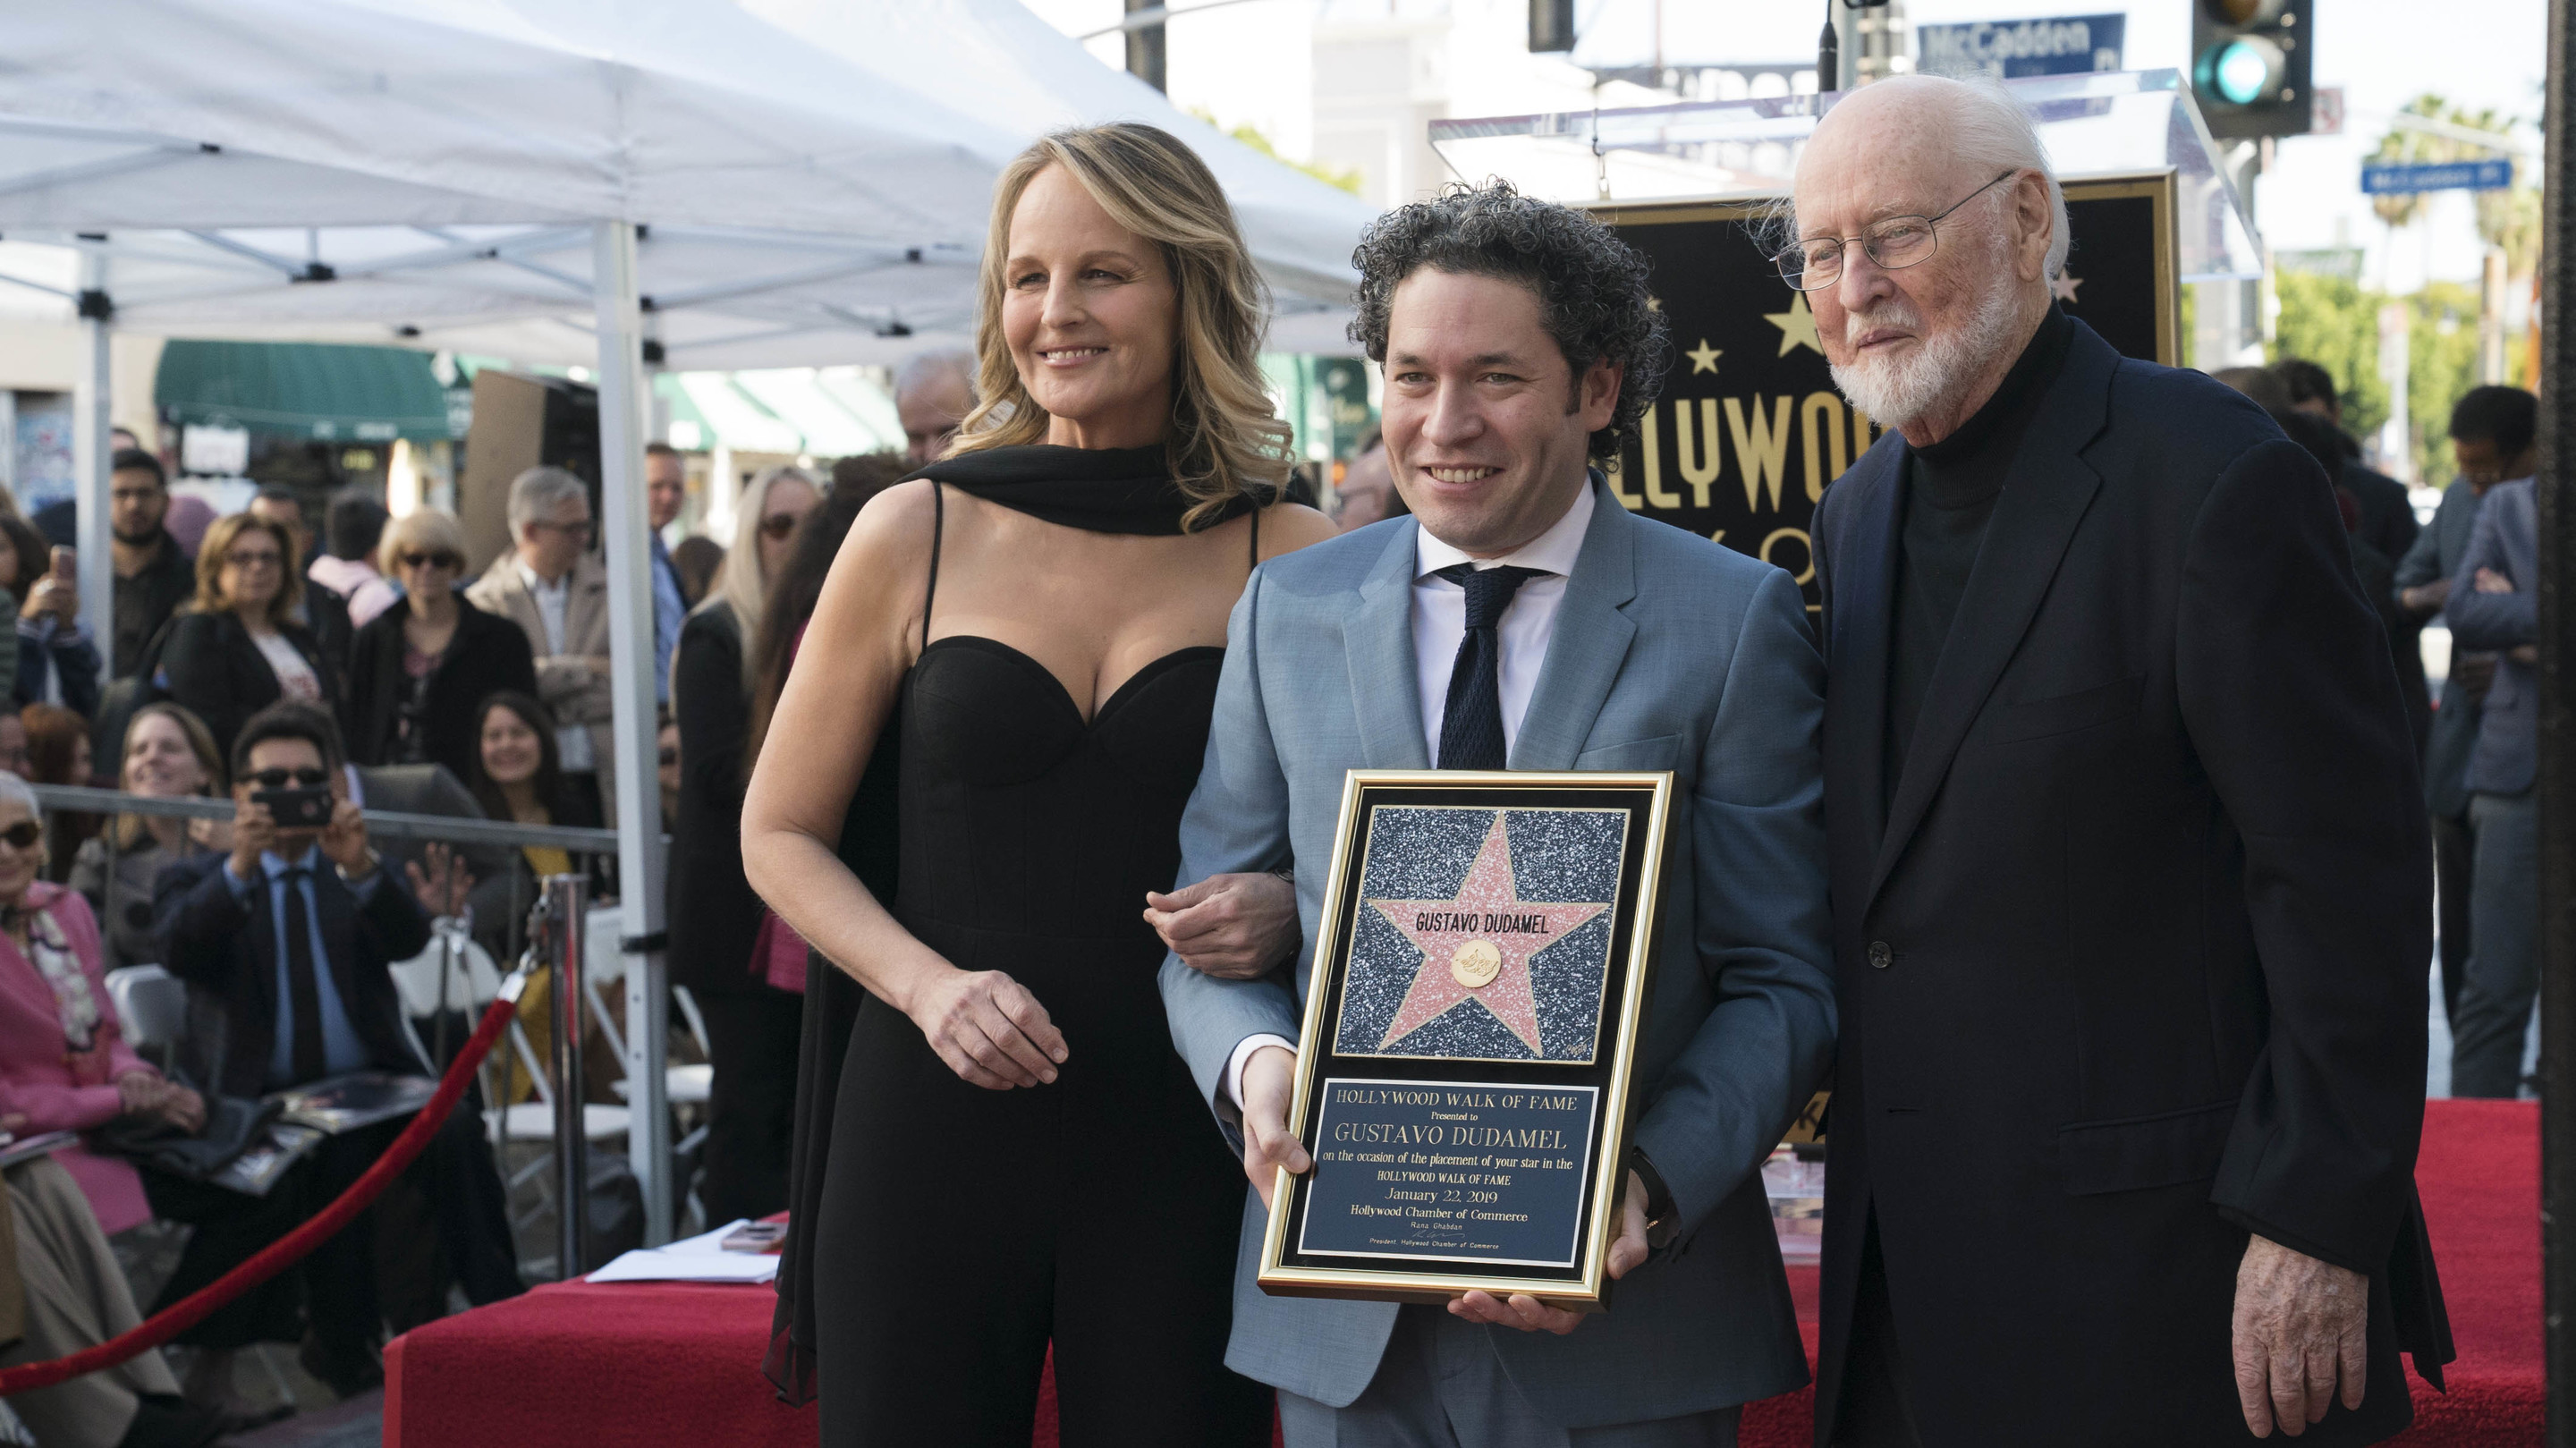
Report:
540,875,589,1280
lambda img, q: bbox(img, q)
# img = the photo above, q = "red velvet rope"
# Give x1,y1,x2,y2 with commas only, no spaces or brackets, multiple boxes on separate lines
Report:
0,988,522,1395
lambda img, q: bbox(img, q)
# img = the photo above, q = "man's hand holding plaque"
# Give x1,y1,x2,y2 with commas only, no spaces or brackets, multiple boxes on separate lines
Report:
1240,1043,1311,1210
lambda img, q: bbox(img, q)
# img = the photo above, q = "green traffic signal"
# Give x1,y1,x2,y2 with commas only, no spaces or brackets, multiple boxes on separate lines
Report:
2206,37,2285,106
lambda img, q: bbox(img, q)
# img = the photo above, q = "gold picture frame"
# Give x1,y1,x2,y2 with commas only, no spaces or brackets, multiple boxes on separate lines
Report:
1257,769,1675,1311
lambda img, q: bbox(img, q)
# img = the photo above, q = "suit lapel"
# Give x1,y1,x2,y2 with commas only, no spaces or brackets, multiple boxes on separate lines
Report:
1511,483,1638,771
1826,441,1903,857
1867,324,2121,906
1348,521,1430,769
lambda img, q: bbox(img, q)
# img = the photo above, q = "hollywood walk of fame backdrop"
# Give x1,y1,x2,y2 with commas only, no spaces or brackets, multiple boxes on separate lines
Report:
1591,170,2179,613
1261,772,1674,1307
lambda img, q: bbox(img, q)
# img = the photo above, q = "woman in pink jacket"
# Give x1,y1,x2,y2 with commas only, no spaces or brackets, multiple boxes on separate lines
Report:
0,771,200,1235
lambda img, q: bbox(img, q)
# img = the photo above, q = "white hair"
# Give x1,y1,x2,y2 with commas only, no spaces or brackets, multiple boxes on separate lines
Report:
0,772,39,828
506,466,589,537
894,349,979,406
1792,74,2070,280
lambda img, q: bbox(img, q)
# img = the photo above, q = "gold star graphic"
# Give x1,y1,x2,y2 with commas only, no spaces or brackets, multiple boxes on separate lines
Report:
2051,271,2083,304
1684,338,1723,375
1764,292,1824,356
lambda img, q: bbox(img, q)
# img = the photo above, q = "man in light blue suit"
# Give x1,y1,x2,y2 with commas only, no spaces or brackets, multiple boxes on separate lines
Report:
1152,183,1835,1447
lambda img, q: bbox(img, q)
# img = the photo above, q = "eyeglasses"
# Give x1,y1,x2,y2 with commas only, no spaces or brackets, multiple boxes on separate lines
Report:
398,551,463,572
531,519,595,541
246,766,330,789
1773,170,2019,292
0,822,41,851
223,549,283,572
758,514,801,541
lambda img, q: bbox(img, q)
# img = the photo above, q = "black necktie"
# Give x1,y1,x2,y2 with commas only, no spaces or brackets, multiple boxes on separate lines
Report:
1436,563,1541,771
280,868,326,1085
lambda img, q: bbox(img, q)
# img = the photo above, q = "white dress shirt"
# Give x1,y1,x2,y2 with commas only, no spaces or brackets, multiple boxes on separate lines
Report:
1224,481,1600,1111
517,561,595,772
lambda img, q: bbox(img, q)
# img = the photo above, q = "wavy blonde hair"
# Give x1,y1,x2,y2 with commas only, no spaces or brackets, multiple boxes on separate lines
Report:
950,123,1292,530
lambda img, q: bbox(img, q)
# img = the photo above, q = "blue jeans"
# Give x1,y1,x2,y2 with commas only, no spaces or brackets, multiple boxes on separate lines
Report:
2451,789,2538,1097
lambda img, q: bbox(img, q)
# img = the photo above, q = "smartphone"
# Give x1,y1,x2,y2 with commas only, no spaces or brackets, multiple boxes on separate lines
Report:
252,787,335,828
47,546,72,581
721,1222,788,1254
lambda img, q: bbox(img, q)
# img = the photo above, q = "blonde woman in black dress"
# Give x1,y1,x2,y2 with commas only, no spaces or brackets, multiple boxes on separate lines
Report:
743,123,1335,1445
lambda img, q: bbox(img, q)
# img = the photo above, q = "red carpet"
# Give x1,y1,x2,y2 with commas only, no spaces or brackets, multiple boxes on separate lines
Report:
385,1099,2538,1447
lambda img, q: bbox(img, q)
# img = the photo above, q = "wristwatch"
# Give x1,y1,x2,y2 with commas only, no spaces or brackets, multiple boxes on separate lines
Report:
335,849,382,884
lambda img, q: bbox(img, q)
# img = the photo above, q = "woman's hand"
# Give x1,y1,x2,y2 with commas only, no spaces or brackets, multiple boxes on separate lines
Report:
902,968,1067,1090
406,843,475,918
1144,871,1299,980
115,1071,202,1131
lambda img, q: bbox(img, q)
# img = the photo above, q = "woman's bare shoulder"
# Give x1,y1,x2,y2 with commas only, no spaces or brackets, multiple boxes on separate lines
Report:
1258,500,1339,561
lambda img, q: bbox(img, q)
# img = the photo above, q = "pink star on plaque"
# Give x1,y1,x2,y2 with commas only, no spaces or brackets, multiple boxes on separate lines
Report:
1367,815,1608,1056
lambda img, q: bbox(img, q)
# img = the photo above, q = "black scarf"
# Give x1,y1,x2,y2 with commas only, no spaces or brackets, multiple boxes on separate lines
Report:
906,443,1269,535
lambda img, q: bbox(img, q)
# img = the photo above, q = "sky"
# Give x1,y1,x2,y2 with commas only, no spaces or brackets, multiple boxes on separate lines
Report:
1023,0,2549,295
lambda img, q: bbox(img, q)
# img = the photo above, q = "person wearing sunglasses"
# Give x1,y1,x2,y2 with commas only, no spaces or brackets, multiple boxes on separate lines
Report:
150,701,521,1407
467,467,622,826
1792,77,2443,1445
345,507,536,790
157,512,338,760
0,770,232,1448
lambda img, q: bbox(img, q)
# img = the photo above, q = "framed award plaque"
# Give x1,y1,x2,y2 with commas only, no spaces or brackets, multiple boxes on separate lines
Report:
1257,769,1674,1311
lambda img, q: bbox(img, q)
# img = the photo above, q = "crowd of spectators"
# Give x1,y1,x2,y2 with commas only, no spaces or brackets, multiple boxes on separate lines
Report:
0,428,911,1441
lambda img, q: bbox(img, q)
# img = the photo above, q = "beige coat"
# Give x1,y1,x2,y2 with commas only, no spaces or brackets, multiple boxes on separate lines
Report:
467,551,620,826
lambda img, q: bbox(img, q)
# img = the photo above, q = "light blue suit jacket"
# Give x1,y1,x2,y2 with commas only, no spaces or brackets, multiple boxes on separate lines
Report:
1158,482,1835,1427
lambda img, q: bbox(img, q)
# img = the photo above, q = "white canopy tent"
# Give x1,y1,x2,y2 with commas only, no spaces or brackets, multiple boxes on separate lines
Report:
0,0,1378,1246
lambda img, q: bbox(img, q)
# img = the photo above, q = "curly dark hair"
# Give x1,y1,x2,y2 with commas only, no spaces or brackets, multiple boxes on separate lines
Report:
1348,181,1670,463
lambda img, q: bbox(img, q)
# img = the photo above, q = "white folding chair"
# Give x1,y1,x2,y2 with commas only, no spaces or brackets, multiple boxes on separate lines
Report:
102,965,187,1068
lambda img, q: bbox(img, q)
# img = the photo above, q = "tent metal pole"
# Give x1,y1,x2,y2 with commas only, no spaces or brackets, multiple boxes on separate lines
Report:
592,217,673,1248
72,245,114,642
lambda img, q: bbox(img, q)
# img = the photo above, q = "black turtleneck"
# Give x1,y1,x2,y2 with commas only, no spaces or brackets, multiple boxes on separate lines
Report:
1885,303,2073,791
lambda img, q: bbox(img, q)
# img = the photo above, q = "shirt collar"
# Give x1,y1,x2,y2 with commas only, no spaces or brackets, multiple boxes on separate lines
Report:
1414,478,1595,584
260,845,323,880
515,560,568,597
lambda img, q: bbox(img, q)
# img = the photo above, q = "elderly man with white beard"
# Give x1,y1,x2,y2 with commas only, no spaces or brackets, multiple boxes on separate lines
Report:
1796,77,2450,1446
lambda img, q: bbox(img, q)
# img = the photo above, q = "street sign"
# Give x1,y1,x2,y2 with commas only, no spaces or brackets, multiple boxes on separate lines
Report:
2360,158,2512,195
1916,14,2123,80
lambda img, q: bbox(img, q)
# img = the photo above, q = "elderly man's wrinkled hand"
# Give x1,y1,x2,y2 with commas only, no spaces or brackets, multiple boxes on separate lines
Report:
1144,871,1299,980
2232,1235,2368,1437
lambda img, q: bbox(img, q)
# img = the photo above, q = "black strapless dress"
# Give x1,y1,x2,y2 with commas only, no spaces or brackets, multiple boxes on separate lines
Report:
810,485,1271,1446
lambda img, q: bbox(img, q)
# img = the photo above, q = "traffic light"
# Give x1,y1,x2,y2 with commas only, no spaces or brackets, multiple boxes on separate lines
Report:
2190,0,2313,140
1529,0,1574,53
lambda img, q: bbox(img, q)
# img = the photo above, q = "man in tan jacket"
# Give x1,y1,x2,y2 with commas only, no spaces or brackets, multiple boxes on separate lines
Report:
467,466,618,826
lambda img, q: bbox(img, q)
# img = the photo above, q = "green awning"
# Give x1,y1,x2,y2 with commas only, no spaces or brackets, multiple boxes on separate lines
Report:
156,340,458,442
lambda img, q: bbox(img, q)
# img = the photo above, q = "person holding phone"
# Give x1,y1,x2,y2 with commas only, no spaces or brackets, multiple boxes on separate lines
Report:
0,517,100,718
149,702,521,1406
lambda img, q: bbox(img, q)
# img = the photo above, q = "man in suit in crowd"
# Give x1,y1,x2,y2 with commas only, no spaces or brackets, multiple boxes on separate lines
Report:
2437,386,2542,1099
153,702,519,1397
467,467,618,826
1156,182,1834,1447
2394,387,2529,1029
1796,77,2445,1444
2277,357,2422,569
